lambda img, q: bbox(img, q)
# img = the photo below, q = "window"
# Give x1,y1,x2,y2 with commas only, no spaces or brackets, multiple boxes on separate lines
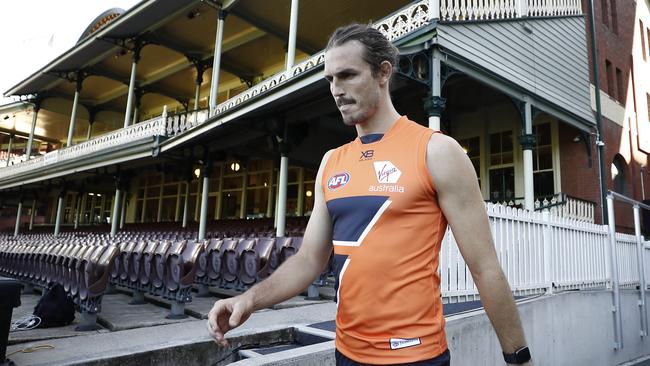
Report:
609,0,617,34
533,123,554,198
615,67,624,103
605,60,615,99
489,168,515,202
641,20,647,62
489,131,514,202
490,131,513,166
611,154,627,194
601,0,609,27
458,136,481,188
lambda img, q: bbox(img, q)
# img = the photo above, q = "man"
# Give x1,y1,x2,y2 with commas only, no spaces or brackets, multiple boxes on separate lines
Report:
208,24,532,366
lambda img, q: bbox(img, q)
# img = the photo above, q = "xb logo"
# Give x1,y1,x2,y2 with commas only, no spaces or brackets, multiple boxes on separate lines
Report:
327,172,350,190
360,150,374,161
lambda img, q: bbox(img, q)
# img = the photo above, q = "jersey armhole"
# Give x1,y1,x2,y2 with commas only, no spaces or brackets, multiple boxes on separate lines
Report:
320,148,338,195
418,129,441,198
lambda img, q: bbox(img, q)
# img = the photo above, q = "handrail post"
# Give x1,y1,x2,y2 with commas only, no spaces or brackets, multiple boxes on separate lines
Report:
607,194,623,350
633,205,649,337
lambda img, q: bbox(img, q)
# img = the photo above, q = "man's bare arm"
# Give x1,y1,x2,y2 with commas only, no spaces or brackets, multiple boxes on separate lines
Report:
207,150,334,346
427,134,531,364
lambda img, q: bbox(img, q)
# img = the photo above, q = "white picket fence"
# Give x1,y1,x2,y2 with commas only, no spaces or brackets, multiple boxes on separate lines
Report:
440,203,648,303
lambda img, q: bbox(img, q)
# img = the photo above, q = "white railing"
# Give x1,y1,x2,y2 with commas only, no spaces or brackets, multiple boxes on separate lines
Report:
440,0,582,22
535,193,596,223
440,203,642,302
207,0,432,125
0,115,167,180
165,109,210,136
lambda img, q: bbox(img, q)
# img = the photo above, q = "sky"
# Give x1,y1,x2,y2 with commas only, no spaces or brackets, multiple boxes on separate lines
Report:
0,0,141,105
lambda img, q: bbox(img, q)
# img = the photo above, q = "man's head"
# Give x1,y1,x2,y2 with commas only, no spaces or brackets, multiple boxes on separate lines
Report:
324,24,399,126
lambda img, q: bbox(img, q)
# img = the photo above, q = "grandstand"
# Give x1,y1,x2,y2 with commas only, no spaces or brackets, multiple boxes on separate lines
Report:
1,0,650,365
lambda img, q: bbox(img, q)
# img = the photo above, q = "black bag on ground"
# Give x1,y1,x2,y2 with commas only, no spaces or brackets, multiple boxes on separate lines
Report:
33,284,75,328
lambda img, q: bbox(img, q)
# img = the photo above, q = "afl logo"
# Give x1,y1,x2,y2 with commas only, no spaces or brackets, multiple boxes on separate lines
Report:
327,172,350,190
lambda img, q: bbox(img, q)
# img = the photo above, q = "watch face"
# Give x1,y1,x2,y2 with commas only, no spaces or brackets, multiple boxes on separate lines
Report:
504,346,531,364
516,347,531,361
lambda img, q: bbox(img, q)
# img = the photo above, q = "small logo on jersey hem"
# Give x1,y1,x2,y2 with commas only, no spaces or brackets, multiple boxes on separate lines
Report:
327,172,350,190
389,337,421,350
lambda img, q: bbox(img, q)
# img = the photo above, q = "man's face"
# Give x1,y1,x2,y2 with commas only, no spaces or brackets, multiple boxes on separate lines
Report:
324,40,382,126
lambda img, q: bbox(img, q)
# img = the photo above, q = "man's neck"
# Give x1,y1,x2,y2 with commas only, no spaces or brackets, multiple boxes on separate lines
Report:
355,100,401,137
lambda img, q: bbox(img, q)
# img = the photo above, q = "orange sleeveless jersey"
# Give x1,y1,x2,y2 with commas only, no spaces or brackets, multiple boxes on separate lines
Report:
322,116,448,364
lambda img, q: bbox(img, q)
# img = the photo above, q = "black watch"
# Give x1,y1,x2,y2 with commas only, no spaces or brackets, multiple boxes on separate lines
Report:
503,346,531,364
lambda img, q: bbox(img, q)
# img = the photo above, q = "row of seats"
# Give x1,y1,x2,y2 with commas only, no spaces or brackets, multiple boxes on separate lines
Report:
0,241,118,315
0,235,309,325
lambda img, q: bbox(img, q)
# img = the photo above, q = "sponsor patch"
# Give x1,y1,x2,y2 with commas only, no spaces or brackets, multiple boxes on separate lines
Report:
389,337,421,350
373,161,401,184
327,172,350,190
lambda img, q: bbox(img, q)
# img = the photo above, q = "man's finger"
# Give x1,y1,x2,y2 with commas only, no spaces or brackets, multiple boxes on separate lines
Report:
229,301,244,328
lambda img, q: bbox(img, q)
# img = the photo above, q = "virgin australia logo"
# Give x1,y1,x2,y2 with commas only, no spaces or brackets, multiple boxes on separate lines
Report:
373,161,401,184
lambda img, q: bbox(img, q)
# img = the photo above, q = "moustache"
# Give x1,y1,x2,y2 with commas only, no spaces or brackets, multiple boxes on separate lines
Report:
336,98,355,107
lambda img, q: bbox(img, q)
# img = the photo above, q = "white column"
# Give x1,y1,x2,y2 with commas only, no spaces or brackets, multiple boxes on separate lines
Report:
140,183,147,223
286,0,299,70
86,121,94,141
54,194,64,236
132,104,139,125
14,200,22,237
240,171,247,219
111,188,123,237
429,0,440,20
523,100,534,211
194,178,202,221
89,194,96,224
216,165,224,220
266,162,275,218
74,194,82,229
175,183,182,222
182,181,190,228
209,11,227,116
428,56,441,130
198,167,210,240
99,195,107,223
120,192,127,229
5,134,14,167
124,53,139,128
515,0,528,17
29,199,36,231
194,83,201,111
297,167,305,216
26,105,39,158
276,155,289,237
157,174,165,222
67,82,81,147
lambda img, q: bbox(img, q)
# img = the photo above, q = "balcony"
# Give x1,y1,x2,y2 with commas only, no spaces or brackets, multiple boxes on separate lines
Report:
0,0,586,189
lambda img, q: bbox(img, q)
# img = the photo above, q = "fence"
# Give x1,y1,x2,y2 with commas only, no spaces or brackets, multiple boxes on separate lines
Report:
440,202,649,302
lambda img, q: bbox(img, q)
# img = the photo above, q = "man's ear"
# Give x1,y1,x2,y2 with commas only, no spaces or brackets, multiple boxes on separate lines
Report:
378,60,393,86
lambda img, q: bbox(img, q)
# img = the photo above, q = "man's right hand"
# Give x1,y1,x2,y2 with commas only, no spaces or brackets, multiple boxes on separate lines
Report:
207,294,254,347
